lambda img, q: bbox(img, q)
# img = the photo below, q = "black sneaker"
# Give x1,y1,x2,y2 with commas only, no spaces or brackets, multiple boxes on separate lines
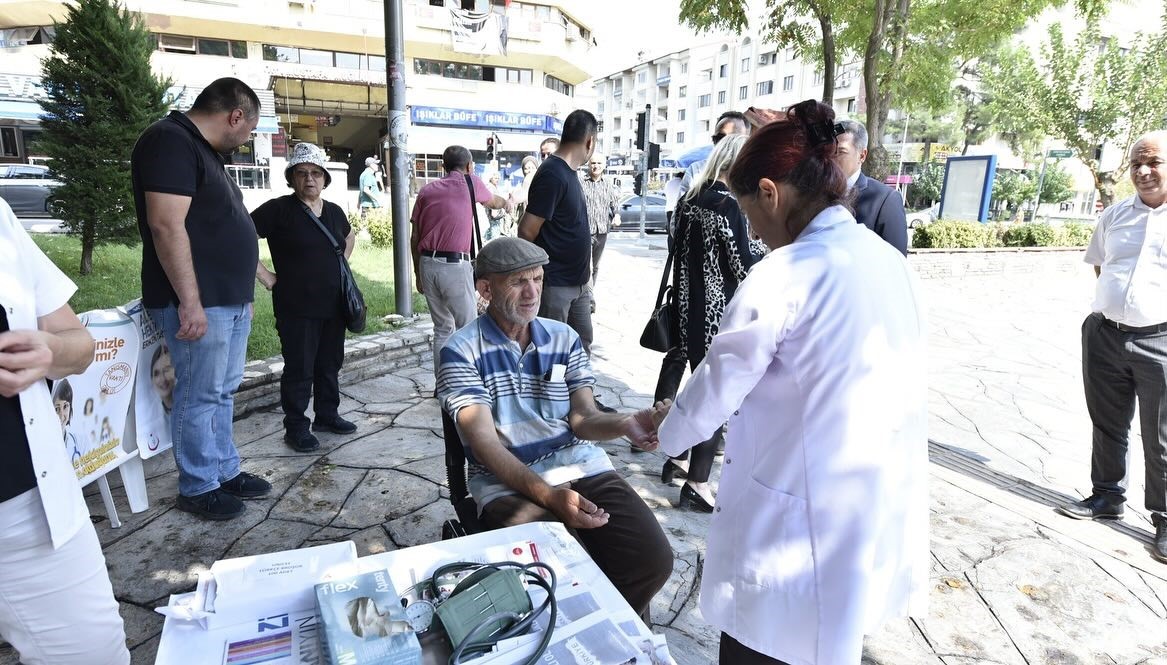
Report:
285,430,321,453
594,397,617,414
312,416,358,435
176,489,245,521
220,471,272,498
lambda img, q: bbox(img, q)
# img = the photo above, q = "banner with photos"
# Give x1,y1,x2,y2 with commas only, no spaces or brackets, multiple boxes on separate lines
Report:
124,299,173,459
52,308,140,486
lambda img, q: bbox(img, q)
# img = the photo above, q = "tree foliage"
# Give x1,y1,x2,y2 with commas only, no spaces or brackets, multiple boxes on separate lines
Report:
985,1,1167,208
38,0,170,274
678,0,846,104
908,162,944,207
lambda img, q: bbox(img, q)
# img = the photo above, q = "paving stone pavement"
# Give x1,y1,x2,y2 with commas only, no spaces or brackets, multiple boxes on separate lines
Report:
4,236,1167,665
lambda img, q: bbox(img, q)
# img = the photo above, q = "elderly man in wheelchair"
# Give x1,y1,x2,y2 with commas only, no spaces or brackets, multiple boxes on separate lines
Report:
435,237,674,622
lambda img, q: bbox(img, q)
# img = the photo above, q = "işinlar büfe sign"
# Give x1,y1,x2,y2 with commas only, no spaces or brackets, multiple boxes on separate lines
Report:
410,106,563,134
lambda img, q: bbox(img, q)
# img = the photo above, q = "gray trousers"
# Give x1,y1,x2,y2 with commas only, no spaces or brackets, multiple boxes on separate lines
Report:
420,256,476,371
1082,312,1167,523
539,284,593,355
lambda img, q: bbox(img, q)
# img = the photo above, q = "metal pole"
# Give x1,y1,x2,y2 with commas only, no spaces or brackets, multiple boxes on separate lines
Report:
639,104,651,241
385,0,412,317
895,112,909,203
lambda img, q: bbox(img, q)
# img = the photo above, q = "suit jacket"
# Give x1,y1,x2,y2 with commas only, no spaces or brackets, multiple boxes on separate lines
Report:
852,173,908,255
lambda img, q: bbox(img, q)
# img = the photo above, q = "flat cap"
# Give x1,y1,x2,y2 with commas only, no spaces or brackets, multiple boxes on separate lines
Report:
473,237,549,280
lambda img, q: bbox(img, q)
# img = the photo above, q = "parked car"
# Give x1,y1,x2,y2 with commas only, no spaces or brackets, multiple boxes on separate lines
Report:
906,203,938,229
613,194,668,233
0,164,58,216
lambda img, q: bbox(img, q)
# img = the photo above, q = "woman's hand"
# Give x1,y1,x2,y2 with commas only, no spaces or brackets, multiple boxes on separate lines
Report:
0,330,54,398
650,399,673,430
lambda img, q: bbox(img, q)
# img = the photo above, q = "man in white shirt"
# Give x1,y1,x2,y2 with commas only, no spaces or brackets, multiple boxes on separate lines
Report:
1056,130,1167,565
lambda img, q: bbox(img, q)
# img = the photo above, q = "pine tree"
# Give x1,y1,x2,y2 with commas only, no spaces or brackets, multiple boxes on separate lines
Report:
37,0,170,275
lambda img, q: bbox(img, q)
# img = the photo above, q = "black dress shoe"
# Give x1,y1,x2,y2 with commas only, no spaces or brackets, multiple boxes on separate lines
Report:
1153,520,1167,564
220,471,273,498
680,484,715,513
313,415,357,435
285,430,321,453
1055,494,1124,521
661,459,688,484
176,489,245,520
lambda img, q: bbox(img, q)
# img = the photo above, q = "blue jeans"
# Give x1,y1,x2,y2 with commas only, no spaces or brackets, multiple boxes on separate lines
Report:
151,304,251,496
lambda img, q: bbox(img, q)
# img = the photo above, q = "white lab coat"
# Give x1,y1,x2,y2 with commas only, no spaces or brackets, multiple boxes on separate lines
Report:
0,198,90,549
659,205,929,665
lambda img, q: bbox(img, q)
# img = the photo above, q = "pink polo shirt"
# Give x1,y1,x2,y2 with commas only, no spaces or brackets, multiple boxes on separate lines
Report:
410,171,494,253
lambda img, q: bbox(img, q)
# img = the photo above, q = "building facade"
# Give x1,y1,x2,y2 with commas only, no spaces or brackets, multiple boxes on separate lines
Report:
592,37,861,167
0,0,595,203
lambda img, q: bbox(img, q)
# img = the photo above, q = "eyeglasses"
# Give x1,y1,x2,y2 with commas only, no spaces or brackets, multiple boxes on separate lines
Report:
293,169,326,180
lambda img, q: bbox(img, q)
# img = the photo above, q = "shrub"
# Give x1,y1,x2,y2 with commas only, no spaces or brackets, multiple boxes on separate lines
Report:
912,220,989,248
363,209,394,248
1002,223,1058,247
1058,222,1093,246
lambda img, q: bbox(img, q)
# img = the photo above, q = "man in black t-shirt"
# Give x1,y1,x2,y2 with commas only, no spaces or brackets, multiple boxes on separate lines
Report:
131,77,273,521
519,111,618,413
519,111,598,354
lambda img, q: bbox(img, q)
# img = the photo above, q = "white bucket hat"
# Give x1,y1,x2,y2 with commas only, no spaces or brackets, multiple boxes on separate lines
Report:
285,142,332,187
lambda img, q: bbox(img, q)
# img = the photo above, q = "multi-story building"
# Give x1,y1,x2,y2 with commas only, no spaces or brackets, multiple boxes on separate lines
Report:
593,37,861,167
0,0,595,205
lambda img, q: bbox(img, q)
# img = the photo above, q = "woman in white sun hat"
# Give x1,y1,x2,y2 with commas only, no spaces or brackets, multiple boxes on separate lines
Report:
251,143,358,453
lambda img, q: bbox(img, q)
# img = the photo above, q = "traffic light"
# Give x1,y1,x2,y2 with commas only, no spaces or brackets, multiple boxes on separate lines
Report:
647,143,660,170
633,172,644,196
635,112,647,151
486,136,496,161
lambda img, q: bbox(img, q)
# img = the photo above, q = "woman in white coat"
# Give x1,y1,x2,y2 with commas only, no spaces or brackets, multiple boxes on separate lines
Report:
652,99,929,665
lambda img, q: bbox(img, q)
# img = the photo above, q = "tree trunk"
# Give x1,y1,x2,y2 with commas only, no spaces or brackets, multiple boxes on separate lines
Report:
862,0,911,181
1096,170,1119,210
819,12,836,106
80,221,94,276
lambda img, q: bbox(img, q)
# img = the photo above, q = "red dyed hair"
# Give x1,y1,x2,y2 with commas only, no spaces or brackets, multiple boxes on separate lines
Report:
727,99,848,206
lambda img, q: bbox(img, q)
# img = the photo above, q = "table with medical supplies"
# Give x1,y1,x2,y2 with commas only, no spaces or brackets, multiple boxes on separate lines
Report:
154,521,676,665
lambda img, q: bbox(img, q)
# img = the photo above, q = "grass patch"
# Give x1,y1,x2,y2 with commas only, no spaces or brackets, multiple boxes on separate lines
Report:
32,234,426,361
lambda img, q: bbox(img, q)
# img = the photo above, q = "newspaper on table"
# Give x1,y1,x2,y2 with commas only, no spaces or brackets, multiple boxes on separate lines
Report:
157,541,358,630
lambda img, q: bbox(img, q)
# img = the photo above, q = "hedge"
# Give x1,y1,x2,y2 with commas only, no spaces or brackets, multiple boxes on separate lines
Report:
912,221,1092,249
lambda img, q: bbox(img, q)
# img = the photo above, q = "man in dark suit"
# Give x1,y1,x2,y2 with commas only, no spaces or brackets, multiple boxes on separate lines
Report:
836,121,908,255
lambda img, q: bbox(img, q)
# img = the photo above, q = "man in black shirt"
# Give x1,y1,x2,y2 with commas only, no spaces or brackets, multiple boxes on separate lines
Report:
519,111,617,413
132,77,272,521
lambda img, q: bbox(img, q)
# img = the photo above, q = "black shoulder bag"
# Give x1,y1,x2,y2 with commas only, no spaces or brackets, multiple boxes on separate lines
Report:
464,174,484,257
639,238,678,352
301,202,367,333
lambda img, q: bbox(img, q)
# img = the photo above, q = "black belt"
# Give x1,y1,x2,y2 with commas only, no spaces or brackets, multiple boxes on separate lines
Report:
423,250,470,262
1101,316,1167,334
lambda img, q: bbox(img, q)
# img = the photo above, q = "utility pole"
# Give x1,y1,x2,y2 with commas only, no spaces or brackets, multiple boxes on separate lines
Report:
384,0,412,317
639,104,651,240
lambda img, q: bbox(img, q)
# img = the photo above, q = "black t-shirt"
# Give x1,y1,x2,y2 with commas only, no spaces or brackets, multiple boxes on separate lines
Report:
132,111,259,308
0,304,37,503
251,195,352,319
525,156,591,287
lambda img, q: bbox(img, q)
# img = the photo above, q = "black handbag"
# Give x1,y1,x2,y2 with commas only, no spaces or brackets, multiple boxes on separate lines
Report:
639,242,677,352
301,202,367,333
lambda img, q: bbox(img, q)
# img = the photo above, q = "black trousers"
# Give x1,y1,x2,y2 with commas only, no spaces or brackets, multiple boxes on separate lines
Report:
1082,312,1167,523
654,346,721,483
276,315,345,433
719,633,791,664
479,471,674,622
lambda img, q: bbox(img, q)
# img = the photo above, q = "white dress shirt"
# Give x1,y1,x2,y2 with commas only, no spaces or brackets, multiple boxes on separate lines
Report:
1084,195,1167,327
659,205,930,665
0,198,90,549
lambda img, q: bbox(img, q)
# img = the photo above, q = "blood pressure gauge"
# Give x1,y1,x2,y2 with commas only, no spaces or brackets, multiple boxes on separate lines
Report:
405,599,436,633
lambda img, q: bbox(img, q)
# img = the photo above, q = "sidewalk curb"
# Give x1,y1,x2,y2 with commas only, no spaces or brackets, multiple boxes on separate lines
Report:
233,315,434,418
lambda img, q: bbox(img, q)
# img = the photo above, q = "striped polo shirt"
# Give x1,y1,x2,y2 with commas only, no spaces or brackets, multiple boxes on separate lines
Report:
437,314,613,511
